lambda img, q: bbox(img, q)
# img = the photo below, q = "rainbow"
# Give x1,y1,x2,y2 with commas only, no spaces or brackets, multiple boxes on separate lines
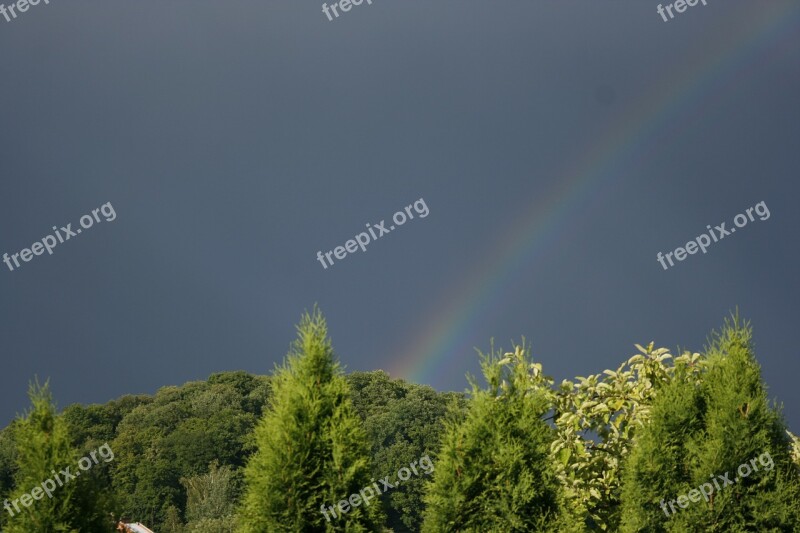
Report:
388,2,799,387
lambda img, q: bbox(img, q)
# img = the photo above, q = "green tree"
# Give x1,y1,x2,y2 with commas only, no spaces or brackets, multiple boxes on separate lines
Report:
238,308,383,532
618,361,706,532
549,343,704,531
0,423,18,518
4,380,111,532
162,505,186,533
110,372,269,529
181,461,239,532
62,395,153,449
348,370,466,531
620,317,800,531
422,343,577,532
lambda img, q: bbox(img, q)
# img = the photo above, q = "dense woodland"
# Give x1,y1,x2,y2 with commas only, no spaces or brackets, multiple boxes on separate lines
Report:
1,310,799,532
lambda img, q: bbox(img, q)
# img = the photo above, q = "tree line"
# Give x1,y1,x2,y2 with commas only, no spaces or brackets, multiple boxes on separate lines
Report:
1,309,798,531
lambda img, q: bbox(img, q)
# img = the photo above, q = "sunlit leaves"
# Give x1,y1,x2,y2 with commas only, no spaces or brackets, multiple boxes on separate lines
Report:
488,339,705,531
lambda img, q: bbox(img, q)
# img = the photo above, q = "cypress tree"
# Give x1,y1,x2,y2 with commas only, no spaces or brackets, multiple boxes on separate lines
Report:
422,344,577,532
4,380,109,532
620,317,800,532
619,361,706,532
238,308,383,532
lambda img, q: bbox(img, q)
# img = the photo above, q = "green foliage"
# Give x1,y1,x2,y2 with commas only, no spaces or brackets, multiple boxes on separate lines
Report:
3,380,112,533
0,368,456,531
110,371,269,529
548,342,704,530
162,505,186,533
0,312,797,532
185,516,238,532
618,364,706,532
62,395,152,449
238,308,383,532
348,370,466,531
0,422,17,507
422,343,577,532
620,317,800,532
182,461,239,529
789,431,800,468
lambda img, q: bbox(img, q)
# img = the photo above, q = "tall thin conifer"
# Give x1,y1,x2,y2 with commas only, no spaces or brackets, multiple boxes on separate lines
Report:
238,308,383,532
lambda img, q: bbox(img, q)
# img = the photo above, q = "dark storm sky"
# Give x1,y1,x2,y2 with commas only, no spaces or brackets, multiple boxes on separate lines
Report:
1,1,798,431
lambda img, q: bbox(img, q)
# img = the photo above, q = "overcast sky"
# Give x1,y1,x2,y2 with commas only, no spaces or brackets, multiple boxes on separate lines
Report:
1,1,798,431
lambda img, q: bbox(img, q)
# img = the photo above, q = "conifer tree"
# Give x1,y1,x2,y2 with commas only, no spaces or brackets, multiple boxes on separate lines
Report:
620,317,800,531
4,380,110,532
238,308,383,532
618,360,707,532
422,343,577,532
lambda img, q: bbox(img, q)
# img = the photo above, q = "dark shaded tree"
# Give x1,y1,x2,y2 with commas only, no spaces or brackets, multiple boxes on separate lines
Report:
348,370,466,532
110,372,270,529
